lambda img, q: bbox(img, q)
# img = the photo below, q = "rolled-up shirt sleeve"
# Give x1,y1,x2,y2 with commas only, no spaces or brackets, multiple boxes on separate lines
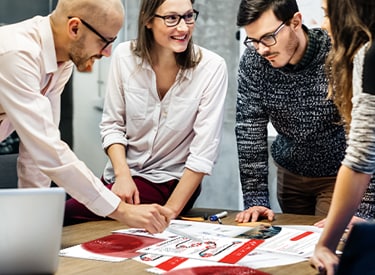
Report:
186,57,228,174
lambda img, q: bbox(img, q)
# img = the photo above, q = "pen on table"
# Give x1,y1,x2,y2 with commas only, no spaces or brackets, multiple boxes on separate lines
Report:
209,211,228,224
179,212,208,221
167,227,203,242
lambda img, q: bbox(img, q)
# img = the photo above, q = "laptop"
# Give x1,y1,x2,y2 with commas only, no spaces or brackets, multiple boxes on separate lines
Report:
0,187,65,274
336,222,375,275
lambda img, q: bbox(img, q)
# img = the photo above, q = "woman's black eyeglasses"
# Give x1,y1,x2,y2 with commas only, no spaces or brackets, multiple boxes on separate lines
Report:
154,9,199,27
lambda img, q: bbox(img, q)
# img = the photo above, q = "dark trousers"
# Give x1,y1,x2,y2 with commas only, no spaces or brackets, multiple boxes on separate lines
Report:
276,164,335,216
64,176,201,226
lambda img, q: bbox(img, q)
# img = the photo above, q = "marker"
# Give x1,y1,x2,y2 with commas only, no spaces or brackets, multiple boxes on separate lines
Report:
209,211,228,223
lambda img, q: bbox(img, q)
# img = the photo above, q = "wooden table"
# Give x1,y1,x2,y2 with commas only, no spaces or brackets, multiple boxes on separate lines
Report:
57,209,325,275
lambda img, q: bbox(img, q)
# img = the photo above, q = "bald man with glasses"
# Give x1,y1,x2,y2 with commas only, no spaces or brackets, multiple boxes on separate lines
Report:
0,0,172,233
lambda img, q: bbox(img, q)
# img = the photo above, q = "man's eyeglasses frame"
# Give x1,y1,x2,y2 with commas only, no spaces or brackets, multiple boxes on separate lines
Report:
243,21,286,50
67,16,117,52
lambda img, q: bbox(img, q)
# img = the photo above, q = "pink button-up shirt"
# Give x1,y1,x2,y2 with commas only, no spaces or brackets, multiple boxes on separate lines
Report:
0,15,120,216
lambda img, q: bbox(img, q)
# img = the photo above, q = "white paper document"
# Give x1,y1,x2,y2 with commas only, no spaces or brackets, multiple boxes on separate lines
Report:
238,224,322,257
59,220,322,273
137,235,263,264
114,219,253,239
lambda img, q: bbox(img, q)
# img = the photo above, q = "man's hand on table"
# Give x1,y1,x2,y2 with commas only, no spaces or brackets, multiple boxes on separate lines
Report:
235,206,275,223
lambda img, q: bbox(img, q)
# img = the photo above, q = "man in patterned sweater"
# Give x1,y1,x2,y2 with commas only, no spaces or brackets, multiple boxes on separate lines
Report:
235,0,375,224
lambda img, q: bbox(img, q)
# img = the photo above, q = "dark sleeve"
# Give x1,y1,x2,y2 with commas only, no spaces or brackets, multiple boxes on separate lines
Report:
355,175,375,220
363,42,375,95
236,49,271,209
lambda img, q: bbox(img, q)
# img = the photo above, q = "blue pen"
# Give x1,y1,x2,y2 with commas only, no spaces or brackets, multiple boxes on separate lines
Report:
209,211,228,224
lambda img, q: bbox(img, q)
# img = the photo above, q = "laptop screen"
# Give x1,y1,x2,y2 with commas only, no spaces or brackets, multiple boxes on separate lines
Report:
0,187,65,274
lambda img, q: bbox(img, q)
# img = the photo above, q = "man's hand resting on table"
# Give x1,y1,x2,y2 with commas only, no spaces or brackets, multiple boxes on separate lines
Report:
235,206,275,223
108,201,173,234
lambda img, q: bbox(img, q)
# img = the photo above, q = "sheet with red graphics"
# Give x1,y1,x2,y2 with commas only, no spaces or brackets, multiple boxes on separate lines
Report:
137,234,263,264
59,220,321,273
58,220,254,262
136,225,321,262
237,224,322,257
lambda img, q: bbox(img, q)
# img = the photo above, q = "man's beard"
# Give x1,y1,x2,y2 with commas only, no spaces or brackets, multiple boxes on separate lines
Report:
69,37,101,72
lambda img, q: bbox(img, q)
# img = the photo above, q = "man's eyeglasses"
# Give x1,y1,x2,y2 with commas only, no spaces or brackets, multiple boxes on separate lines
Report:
68,16,117,52
243,21,286,50
154,9,199,27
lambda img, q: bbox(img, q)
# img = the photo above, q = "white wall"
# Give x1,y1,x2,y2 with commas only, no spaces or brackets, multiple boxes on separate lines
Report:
72,1,129,177
72,64,107,177
297,0,324,28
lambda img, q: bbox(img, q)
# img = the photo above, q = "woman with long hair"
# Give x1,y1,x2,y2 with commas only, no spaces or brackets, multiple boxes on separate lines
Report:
310,0,375,274
64,0,228,225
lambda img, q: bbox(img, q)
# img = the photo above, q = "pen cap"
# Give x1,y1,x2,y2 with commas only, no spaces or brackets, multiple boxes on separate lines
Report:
209,211,228,221
209,215,218,221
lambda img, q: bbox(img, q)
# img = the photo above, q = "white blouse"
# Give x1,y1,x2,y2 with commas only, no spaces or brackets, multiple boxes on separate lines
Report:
101,41,228,183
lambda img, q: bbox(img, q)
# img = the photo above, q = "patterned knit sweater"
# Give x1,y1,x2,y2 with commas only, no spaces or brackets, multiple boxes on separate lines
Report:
236,27,347,209
343,42,375,220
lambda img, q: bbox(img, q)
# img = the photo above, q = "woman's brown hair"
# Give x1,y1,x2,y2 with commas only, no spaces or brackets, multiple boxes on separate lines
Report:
132,0,201,70
326,0,375,129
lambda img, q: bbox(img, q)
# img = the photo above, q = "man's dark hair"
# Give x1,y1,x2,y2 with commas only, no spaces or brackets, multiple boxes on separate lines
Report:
237,0,299,27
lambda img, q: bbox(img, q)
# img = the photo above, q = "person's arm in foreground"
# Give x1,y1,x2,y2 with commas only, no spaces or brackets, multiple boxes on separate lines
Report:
310,165,370,275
